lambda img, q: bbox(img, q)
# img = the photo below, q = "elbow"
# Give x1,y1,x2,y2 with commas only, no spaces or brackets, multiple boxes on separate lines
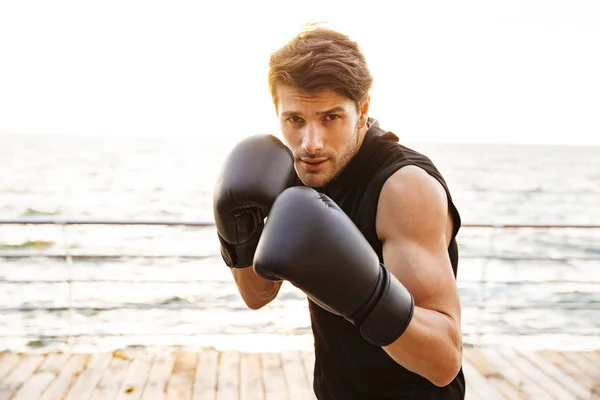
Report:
243,298,270,310
430,347,463,387
239,289,278,310
234,278,282,310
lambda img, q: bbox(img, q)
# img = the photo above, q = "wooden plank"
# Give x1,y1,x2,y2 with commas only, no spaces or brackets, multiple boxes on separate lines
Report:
40,354,90,400
261,353,287,400
538,351,596,395
192,349,219,400
239,353,263,400
116,350,156,400
501,348,572,400
143,348,176,400
462,359,504,400
216,351,240,400
585,351,600,369
167,350,197,400
0,354,45,400
0,354,21,382
592,384,600,400
585,351,600,399
90,351,133,400
12,353,69,400
280,352,315,400
300,352,314,391
518,350,590,400
463,349,526,400
65,353,113,400
559,351,600,385
481,348,550,399
575,351,600,378
494,348,570,399
463,369,480,400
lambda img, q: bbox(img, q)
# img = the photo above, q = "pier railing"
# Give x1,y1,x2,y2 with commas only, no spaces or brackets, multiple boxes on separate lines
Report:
1,219,599,344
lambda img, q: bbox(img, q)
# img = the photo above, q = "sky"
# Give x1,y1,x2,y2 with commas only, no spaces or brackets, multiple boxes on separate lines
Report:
0,0,599,145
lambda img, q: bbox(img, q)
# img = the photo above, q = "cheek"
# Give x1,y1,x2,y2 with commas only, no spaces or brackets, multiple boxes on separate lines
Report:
330,128,352,151
280,131,299,154
281,124,305,143
333,132,356,160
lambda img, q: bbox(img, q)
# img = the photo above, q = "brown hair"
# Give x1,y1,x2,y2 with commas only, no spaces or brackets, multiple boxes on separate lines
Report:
268,25,373,110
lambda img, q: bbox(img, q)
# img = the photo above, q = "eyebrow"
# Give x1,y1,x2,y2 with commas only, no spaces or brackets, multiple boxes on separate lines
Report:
280,106,347,117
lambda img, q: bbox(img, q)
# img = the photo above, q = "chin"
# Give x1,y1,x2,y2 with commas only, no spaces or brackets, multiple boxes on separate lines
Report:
295,163,336,188
298,173,330,188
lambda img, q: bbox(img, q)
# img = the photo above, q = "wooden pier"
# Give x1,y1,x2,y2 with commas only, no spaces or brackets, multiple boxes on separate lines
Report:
0,348,599,399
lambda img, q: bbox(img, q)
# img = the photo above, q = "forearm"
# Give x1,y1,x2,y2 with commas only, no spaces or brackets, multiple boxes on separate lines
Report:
231,266,283,310
382,306,462,387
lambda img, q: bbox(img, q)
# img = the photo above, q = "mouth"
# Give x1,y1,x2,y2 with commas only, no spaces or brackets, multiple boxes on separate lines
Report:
300,158,328,172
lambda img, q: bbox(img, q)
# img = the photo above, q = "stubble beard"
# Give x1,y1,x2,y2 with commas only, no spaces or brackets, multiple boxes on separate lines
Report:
296,123,359,188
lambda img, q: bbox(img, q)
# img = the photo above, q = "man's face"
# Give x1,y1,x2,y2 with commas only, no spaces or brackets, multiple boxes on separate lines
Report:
276,85,368,188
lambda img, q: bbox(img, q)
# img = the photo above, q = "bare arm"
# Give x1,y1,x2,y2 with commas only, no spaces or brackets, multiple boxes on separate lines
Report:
376,166,462,387
231,266,283,310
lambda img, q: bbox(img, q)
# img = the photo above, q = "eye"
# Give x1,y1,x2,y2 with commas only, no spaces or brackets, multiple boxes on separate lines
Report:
286,116,304,123
324,114,339,121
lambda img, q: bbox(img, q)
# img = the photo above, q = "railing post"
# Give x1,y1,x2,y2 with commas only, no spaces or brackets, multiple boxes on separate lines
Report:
475,224,500,346
58,222,74,350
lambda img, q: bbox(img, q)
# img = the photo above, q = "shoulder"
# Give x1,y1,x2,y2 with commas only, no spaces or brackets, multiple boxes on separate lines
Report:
376,165,449,242
381,165,448,204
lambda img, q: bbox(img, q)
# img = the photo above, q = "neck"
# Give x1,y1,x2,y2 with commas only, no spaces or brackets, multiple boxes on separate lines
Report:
355,123,369,150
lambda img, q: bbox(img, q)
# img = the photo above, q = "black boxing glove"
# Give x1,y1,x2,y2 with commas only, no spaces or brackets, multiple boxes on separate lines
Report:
213,134,295,268
254,186,414,346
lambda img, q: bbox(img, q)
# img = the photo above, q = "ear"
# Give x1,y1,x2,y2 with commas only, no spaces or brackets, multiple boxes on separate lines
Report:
357,95,371,129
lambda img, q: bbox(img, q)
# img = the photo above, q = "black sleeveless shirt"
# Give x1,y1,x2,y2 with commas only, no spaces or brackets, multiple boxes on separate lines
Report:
306,119,465,399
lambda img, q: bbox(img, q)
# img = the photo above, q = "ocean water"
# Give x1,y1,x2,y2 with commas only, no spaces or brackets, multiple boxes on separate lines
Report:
1,134,599,352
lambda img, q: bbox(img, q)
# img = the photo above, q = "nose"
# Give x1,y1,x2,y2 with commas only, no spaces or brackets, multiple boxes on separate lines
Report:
302,123,324,155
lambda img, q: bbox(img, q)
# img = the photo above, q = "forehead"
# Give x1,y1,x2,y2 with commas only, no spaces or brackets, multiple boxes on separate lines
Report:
276,85,355,114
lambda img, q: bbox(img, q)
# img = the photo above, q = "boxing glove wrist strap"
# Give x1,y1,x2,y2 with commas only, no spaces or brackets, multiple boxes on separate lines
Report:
359,265,414,346
218,233,260,268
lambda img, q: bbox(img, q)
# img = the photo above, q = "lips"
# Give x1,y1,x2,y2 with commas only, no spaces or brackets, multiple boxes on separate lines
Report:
301,158,327,164
300,159,328,171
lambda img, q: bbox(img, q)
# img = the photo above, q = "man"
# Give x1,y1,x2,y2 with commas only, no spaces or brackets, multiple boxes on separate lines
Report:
213,26,465,399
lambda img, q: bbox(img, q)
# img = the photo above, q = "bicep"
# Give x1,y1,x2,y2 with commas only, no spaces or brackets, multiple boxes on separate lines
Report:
377,166,461,320
381,229,460,319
